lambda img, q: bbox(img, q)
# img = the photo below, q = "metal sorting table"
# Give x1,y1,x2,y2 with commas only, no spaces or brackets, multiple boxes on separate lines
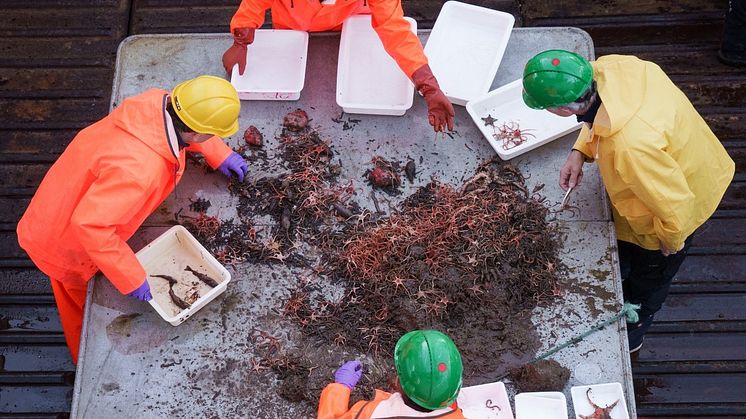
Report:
71,29,635,418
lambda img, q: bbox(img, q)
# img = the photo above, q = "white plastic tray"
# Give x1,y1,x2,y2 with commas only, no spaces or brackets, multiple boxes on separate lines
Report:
571,382,629,419
230,29,308,101
136,225,230,326
336,15,416,115
457,381,513,418
515,392,568,419
465,79,582,160
424,1,514,106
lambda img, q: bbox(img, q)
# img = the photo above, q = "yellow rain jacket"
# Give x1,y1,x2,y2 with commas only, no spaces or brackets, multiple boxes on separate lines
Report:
573,55,735,251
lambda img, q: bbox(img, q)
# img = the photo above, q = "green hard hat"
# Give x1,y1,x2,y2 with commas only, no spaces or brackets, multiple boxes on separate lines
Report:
522,49,593,109
394,330,463,411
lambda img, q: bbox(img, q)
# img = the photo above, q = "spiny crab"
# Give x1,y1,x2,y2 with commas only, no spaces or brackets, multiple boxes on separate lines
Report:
578,388,620,419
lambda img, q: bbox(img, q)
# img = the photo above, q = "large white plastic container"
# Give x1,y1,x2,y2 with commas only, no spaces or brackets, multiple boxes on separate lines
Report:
457,381,513,418
424,1,515,106
230,29,309,101
465,79,582,160
571,382,629,419
336,15,416,115
515,391,568,419
136,225,231,326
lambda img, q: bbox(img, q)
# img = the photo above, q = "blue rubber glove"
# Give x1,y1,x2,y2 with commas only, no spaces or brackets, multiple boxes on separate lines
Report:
334,360,363,390
217,152,249,182
127,279,152,302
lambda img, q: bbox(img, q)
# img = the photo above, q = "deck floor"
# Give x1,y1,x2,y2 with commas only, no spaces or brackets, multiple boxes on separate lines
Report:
0,1,744,417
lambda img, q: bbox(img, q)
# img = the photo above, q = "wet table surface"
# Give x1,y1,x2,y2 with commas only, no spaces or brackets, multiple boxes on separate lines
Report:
71,29,635,418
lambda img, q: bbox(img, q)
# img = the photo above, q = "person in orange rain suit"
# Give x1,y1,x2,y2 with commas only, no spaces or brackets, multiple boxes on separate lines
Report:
16,75,248,364
318,330,466,419
222,0,455,132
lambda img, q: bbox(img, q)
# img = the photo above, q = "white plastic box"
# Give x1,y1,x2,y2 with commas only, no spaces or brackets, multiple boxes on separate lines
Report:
230,29,309,101
136,225,231,326
465,79,582,160
515,392,568,419
571,382,629,419
457,381,513,418
336,15,416,115
424,1,515,106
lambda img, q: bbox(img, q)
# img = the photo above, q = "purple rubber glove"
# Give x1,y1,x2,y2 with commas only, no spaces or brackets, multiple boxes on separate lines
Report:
127,279,152,302
334,360,363,390
217,152,249,182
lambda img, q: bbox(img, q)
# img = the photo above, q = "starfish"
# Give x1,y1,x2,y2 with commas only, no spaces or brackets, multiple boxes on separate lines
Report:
481,114,497,127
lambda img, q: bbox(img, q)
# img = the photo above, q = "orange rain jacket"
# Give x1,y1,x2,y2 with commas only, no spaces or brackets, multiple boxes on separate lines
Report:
317,383,465,419
229,0,427,77
17,89,233,295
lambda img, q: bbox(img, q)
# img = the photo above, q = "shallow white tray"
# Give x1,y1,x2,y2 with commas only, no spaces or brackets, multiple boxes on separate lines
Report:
571,382,629,419
230,29,308,101
457,381,513,419
424,1,514,106
515,392,568,419
465,79,582,160
336,15,416,115
136,225,230,326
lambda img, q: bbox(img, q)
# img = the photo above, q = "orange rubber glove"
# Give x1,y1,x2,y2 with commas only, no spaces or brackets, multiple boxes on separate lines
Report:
412,64,455,133
222,28,256,76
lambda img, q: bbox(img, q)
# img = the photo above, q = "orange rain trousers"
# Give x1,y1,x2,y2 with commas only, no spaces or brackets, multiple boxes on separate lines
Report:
17,89,233,363
29,256,91,363
230,0,427,77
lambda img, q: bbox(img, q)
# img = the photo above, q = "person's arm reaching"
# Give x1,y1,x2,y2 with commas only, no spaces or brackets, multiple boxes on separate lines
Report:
559,149,585,191
230,0,274,33
317,361,363,419
368,0,454,132
187,136,248,182
70,165,152,295
223,0,274,75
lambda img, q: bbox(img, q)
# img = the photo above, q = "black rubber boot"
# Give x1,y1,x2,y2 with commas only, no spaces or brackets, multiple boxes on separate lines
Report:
719,0,746,66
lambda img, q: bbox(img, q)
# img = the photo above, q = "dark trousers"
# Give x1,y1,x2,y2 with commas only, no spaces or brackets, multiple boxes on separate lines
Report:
619,235,694,348
720,0,746,64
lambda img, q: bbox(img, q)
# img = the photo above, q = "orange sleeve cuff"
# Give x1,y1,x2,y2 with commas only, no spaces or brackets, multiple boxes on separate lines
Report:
186,136,234,169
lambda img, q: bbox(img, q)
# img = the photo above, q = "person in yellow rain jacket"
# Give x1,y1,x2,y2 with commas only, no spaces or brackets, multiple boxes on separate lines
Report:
522,50,735,353
221,0,454,132
318,330,466,419
16,76,248,363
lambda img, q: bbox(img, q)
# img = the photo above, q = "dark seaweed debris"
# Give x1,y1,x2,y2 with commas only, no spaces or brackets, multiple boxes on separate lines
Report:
188,198,211,213
404,159,416,183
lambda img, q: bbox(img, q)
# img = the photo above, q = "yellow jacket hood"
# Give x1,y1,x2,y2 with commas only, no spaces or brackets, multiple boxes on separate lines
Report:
573,55,735,251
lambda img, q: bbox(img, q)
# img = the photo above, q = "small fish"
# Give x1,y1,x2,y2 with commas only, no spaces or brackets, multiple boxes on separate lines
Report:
151,274,178,286
152,274,191,310
405,160,416,183
185,266,219,288
332,202,353,218
169,288,192,310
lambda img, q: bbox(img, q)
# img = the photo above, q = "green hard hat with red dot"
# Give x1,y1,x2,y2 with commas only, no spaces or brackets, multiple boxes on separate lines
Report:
394,330,463,411
522,49,594,109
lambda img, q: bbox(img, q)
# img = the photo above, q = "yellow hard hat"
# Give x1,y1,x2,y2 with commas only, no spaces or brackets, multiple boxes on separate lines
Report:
171,75,240,137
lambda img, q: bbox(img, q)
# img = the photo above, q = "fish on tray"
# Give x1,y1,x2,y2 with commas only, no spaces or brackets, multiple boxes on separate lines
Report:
151,274,192,310
185,265,220,288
